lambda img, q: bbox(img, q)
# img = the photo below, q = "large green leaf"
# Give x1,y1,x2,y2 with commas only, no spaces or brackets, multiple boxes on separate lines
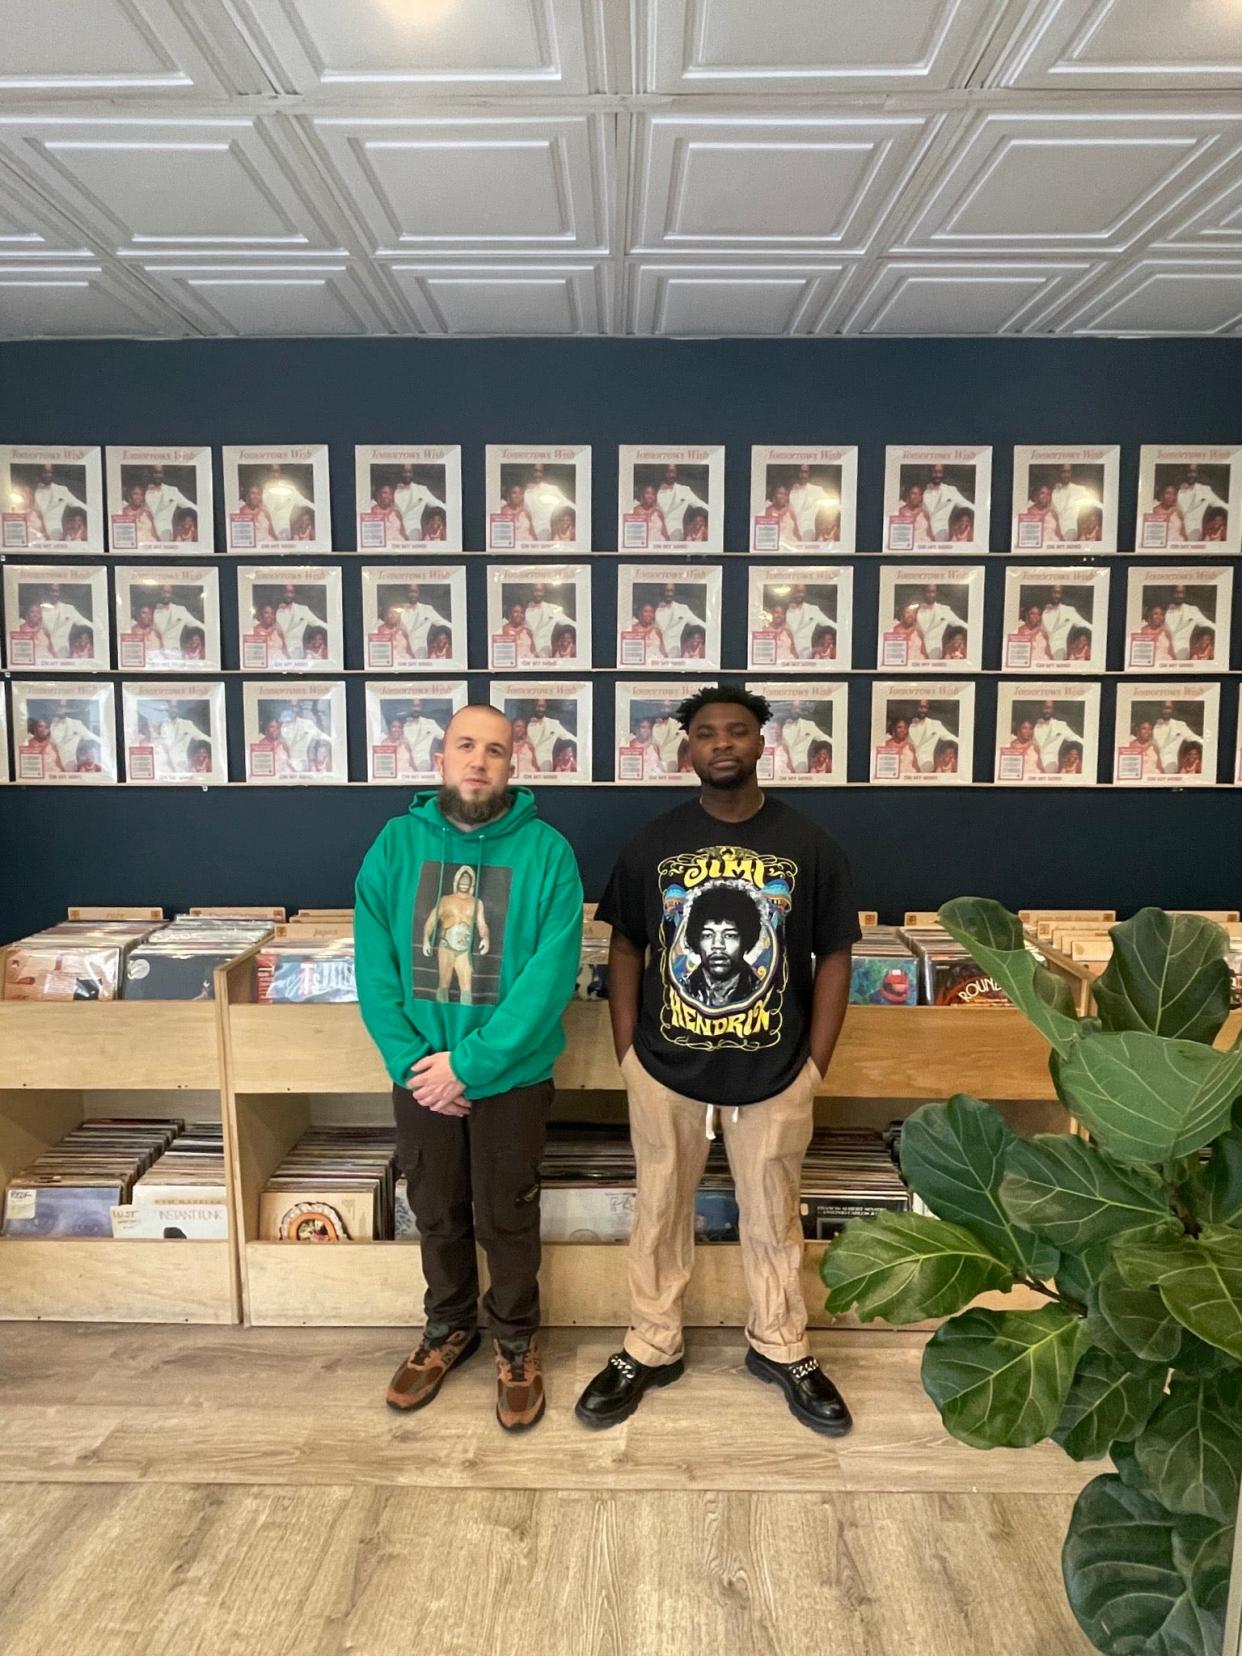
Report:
1056,1240,1115,1307
1050,1031,1242,1163
921,1304,1085,1448
937,897,1082,1056
1174,1334,1237,1379
1087,1264,1183,1364
1189,1101,1242,1228
999,1134,1177,1252
1094,908,1232,1046
1052,1346,1167,1462
1114,1225,1242,1360
1063,1475,1231,1656
820,1212,1012,1325
898,1095,1058,1278
1134,1376,1242,1523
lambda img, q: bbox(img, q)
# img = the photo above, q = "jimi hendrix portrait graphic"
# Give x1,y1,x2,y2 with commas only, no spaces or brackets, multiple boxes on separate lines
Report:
657,845,795,1050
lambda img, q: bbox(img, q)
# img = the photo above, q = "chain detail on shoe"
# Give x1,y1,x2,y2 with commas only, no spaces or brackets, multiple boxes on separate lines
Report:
609,1353,637,1379
789,1357,820,1381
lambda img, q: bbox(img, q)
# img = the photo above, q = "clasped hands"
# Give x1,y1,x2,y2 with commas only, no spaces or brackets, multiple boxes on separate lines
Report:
408,1050,469,1117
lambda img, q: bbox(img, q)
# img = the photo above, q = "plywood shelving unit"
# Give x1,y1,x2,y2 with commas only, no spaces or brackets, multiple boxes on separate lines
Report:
0,953,252,1325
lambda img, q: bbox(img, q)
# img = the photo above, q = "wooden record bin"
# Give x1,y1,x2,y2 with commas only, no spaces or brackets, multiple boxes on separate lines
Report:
218,946,1073,1330
0,955,253,1324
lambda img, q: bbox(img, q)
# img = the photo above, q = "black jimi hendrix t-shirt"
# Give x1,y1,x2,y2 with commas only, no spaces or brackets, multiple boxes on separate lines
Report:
596,797,861,1107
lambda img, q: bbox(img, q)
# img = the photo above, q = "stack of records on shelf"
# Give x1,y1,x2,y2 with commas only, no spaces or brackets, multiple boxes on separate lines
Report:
508,1122,910,1244
799,1127,912,1238
113,1122,230,1238
2,920,159,1001
899,924,1012,1007
849,927,918,1006
2,1118,183,1237
123,917,273,1001
254,937,357,1004
259,1126,396,1240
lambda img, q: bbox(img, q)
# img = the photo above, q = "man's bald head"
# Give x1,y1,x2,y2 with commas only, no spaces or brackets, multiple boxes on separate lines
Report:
439,703,515,825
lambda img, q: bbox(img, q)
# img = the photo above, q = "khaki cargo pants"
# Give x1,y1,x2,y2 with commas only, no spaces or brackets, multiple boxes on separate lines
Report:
619,1045,819,1367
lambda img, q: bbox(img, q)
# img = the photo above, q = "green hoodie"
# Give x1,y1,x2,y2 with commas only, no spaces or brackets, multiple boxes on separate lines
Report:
354,787,583,1097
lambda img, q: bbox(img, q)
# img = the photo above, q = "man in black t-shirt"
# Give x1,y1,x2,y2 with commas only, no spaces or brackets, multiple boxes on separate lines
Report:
575,686,861,1436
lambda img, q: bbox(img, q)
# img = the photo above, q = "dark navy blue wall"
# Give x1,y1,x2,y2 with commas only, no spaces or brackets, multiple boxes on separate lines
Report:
1,335,1240,938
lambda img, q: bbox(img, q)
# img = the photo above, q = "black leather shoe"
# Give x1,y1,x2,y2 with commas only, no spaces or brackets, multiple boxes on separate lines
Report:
745,1347,853,1436
574,1350,685,1429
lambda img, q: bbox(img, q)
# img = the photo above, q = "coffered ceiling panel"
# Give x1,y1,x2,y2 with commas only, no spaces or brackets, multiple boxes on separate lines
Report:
386,262,607,333
224,0,604,93
0,267,169,334
844,258,1095,333
897,111,1242,255
632,115,937,256
0,118,340,251
313,115,609,253
0,0,263,96
142,266,382,334
989,0,1242,89
631,263,848,334
643,0,1000,93
1061,258,1242,333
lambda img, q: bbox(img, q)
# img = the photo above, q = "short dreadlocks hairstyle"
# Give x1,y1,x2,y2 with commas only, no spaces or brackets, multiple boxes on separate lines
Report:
674,683,772,732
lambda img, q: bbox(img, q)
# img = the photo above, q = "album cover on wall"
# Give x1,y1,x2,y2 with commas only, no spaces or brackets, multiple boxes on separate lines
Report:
616,565,722,669
242,681,346,784
994,682,1100,786
486,446,591,553
746,566,852,671
1002,566,1108,673
360,565,467,670
876,566,984,670
363,680,468,783
236,566,343,672
12,680,116,784
354,445,460,551
614,683,710,782
223,445,331,553
1113,684,1218,786
1,446,104,553
489,681,591,783
882,446,990,554
869,682,974,784
4,565,108,672
105,446,213,553
0,690,9,785
114,566,221,673
121,681,227,786
748,446,857,553
1125,567,1232,673
486,565,591,671
747,682,847,785
1010,446,1119,553
617,446,724,553
1135,446,1239,554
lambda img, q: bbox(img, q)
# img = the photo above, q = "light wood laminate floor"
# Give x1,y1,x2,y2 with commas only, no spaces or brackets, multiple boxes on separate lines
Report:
0,1324,1094,1655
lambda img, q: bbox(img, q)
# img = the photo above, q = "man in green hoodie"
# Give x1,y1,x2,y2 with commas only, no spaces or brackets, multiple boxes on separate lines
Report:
355,703,583,1432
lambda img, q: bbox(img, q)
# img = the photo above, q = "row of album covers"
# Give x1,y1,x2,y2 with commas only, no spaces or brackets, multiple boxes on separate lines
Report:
2,442,1240,558
2,561,1239,677
1,677,1240,790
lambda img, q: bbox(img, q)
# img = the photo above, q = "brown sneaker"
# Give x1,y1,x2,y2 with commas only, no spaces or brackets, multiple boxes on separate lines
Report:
494,1336,546,1432
386,1326,481,1411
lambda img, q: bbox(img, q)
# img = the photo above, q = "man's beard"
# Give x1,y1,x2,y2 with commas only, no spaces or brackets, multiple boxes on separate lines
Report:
697,765,754,791
439,784,513,825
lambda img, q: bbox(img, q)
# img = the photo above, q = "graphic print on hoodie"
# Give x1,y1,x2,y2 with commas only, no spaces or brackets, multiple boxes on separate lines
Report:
412,860,512,1005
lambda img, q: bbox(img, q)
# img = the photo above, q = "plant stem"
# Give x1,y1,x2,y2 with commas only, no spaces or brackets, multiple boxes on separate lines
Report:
1020,1277,1085,1314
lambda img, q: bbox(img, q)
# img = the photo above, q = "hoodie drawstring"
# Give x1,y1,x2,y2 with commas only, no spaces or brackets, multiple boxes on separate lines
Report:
428,823,449,949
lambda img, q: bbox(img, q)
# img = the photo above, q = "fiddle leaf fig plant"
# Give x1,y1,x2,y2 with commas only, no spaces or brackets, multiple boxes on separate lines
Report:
820,901,1242,1656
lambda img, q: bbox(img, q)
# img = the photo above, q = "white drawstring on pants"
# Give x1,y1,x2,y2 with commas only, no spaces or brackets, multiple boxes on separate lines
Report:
704,1104,741,1140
